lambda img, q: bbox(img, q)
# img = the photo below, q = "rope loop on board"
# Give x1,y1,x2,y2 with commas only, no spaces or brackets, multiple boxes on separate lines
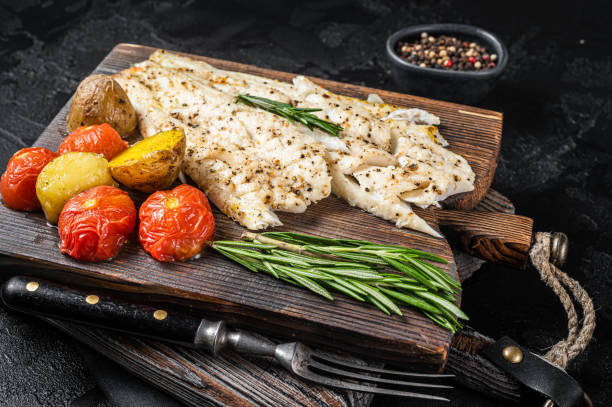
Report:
529,232,596,369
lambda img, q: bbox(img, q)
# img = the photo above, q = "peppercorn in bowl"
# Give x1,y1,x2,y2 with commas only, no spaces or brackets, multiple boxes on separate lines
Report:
386,24,507,103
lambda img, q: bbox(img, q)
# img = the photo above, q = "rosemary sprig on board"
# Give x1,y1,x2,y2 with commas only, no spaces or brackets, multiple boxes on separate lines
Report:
235,94,344,137
211,231,467,332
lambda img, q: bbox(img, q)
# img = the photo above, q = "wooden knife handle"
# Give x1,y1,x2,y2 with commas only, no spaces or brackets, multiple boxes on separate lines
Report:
437,210,534,269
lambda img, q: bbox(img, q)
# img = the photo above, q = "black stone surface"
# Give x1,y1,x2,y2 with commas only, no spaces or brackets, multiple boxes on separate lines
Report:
0,0,610,406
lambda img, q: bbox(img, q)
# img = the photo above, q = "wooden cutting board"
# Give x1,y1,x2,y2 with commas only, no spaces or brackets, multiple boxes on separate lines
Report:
0,44,503,371
19,190,512,407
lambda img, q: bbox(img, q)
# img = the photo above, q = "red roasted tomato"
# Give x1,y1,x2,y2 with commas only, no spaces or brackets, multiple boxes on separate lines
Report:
0,147,58,211
59,186,137,262
139,184,215,262
58,123,128,160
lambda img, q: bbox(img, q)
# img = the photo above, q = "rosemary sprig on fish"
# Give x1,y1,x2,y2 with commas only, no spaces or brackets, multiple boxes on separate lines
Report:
211,231,467,332
235,94,344,137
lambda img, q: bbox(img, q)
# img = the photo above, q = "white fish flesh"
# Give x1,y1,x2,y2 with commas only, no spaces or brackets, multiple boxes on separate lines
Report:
121,50,476,236
113,62,332,230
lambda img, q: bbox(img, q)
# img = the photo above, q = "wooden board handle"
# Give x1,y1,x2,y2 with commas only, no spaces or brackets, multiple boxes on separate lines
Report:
437,210,534,269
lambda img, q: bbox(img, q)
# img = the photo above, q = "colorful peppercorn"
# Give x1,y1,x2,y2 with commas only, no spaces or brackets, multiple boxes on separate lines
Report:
395,32,498,71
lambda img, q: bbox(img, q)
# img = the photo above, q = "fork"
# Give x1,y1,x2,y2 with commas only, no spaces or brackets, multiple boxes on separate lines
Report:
1,275,453,402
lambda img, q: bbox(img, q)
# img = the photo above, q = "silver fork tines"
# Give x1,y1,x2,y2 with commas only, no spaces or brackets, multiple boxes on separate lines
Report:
312,353,455,378
276,343,454,402
308,359,453,389
201,322,454,402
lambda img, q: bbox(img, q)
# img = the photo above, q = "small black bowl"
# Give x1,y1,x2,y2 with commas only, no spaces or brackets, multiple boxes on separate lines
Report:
386,24,508,104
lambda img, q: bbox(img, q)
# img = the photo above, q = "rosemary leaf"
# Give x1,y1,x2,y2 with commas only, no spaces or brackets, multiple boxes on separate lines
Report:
352,281,402,316
329,275,367,296
212,246,259,273
414,258,461,289
425,311,457,333
322,281,366,302
272,249,374,269
214,240,278,249
288,273,334,300
262,260,279,278
219,246,310,267
263,231,368,247
381,255,439,291
380,273,418,282
312,267,383,280
367,295,391,316
279,276,302,287
273,264,333,280
404,257,455,293
377,287,440,314
384,282,427,291
417,291,469,320
269,249,339,266
306,247,387,266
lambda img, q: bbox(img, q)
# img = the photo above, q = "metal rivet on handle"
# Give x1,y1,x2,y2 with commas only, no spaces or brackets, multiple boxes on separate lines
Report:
153,310,168,320
26,281,39,292
85,295,99,305
502,345,523,363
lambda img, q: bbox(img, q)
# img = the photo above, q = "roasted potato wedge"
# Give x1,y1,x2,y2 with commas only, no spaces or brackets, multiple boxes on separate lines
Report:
66,74,137,138
108,129,186,193
36,152,116,223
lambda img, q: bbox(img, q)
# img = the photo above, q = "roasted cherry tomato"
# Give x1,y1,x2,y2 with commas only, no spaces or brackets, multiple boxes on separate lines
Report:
139,184,215,262
58,123,128,160
59,185,136,262
1,147,58,211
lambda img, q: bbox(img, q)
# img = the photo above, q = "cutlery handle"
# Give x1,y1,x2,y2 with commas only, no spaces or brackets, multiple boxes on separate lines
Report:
0,275,219,351
437,210,535,269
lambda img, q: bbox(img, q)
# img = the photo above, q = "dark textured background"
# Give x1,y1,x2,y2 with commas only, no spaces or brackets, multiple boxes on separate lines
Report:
0,0,610,406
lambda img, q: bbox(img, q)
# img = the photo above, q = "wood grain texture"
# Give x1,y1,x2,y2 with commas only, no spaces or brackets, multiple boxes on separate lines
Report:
447,328,521,403
45,318,374,407
0,188,515,407
0,43,504,370
451,189,516,281
437,210,534,270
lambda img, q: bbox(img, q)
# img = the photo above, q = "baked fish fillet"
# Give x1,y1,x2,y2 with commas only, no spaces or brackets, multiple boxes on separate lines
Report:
113,62,331,230
143,51,476,236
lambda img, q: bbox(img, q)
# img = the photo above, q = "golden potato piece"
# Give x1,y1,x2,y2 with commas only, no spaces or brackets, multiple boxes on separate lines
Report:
36,152,117,224
66,74,137,138
108,129,186,193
